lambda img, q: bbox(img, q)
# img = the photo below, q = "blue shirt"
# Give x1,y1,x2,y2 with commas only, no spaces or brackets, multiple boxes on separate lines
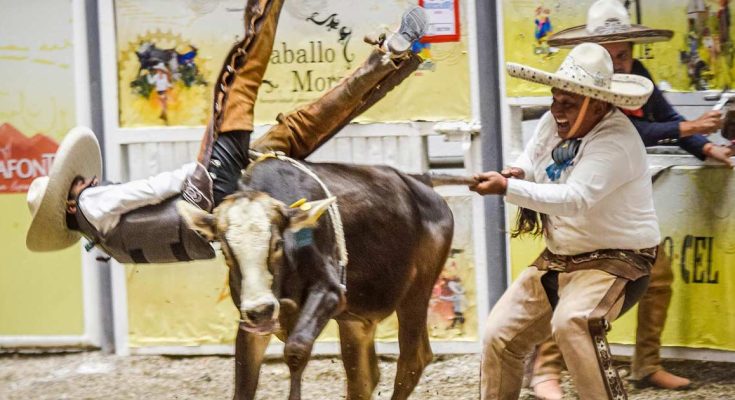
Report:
628,59,710,160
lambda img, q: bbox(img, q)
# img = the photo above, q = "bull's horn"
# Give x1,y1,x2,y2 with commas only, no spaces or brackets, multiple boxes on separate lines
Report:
287,197,336,231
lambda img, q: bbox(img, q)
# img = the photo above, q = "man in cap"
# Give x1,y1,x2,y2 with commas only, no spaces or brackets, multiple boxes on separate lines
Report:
25,3,429,264
525,1,727,396
472,42,658,400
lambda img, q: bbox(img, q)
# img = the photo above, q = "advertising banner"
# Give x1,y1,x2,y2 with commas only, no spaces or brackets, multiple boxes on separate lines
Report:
0,1,83,336
115,0,470,128
503,0,735,96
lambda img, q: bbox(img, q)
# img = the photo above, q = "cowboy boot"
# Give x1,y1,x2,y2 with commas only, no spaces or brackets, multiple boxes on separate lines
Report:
632,245,692,390
385,6,428,55
363,5,427,54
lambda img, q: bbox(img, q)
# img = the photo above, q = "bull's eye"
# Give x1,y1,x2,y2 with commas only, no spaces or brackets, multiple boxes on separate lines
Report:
274,239,284,251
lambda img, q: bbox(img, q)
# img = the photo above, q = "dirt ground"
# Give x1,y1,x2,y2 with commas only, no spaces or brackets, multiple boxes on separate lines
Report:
1,351,734,399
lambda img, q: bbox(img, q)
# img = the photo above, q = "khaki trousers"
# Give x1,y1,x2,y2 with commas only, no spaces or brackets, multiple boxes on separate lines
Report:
531,244,673,383
481,268,626,400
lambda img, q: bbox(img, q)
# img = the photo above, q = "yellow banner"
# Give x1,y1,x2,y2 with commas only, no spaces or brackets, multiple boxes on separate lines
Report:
127,195,478,347
0,1,84,336
503,0,735,96
508,166,735,350
115,0,470,128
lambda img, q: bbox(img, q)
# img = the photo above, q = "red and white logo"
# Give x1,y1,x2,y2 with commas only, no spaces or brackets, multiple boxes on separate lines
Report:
0,123,59,194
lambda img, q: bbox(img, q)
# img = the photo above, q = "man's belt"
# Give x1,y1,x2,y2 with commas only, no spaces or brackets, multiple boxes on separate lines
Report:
532,247,657,282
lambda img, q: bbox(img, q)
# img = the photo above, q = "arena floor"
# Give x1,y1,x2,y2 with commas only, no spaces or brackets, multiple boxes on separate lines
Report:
1,352,734,399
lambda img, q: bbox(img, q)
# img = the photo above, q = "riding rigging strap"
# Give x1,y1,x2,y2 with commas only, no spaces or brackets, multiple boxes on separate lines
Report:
249,149,349,289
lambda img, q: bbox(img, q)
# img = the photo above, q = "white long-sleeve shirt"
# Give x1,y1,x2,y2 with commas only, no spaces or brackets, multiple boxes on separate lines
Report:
78,163,196,235
507,109,660,255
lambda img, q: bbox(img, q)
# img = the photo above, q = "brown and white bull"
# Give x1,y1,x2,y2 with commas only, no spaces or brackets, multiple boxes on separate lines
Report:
178,157,455,400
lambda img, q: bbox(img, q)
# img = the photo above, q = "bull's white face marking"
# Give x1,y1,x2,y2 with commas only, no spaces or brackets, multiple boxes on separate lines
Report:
224,198,279,321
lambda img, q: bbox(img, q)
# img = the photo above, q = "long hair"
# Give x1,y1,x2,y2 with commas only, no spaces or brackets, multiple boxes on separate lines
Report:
510,207,548,238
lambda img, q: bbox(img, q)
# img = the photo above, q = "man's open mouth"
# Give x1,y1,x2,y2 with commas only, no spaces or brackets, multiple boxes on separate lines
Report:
555,117,570,132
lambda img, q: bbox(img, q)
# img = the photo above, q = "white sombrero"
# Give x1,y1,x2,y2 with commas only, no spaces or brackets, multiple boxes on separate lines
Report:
507,42,653,109
548,0,673,48
26,127,102,252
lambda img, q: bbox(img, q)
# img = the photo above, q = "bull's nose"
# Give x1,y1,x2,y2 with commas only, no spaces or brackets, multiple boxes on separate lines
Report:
244,302,276,323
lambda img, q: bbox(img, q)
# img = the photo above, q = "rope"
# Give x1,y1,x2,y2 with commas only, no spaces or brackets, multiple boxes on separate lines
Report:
249,150,349,284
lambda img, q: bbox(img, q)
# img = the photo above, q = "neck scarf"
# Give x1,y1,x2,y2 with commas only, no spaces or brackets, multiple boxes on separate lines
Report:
546,138,581,181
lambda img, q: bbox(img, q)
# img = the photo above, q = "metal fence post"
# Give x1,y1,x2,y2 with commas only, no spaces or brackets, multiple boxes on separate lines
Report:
474,0,508,308
84,0,115,353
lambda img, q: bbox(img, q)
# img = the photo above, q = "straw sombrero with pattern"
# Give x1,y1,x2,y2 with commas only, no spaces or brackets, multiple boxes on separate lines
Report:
547,0,673,48
506,42,654,110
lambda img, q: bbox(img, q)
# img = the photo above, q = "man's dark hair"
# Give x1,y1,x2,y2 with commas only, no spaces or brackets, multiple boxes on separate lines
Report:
511,207,547,238
65,175,85,230
67,176,85,200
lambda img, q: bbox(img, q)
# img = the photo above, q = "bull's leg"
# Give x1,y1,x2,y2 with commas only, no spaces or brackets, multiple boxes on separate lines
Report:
337,319,380,400
233,327,271,400
391,285,434,400
284,286,342,400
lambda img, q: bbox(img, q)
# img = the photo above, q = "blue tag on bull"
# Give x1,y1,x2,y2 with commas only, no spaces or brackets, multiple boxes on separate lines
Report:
294,228,314,248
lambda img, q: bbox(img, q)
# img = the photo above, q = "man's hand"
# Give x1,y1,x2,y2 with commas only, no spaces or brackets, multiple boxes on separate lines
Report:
703,143,735,167
680,111,723,137
500,167,525,180
469,171,508,195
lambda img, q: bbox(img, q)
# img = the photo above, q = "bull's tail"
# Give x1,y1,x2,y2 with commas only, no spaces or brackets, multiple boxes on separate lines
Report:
409,172,475,187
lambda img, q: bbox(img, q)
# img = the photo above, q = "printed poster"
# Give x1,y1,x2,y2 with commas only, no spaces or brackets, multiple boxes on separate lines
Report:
503,0,735,96
420,0,462,42
115,0,470,128
0,0,84,336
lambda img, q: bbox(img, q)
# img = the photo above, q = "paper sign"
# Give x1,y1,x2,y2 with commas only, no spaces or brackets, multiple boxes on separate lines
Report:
420,0,461,43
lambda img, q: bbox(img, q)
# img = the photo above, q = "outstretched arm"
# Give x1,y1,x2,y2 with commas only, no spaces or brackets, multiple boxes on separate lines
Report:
471,140,637,217
627,82,717,160
79,163,196,231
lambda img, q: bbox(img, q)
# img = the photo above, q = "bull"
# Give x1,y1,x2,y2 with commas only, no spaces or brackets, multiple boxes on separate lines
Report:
177,156,457,400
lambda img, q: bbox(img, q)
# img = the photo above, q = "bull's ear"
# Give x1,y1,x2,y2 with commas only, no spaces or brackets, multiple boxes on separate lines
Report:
176,200,217,240
287,196,336,232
